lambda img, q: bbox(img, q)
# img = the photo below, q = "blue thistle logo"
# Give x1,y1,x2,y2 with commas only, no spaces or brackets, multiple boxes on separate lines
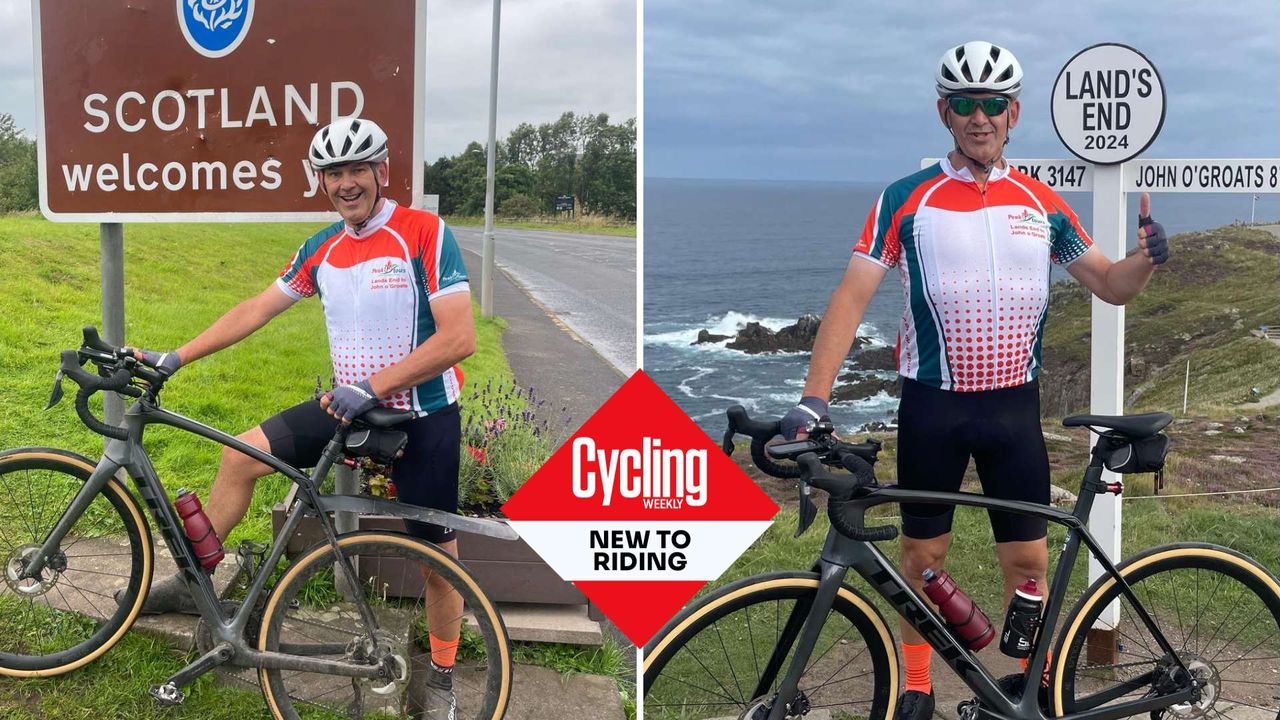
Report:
178,0,253,58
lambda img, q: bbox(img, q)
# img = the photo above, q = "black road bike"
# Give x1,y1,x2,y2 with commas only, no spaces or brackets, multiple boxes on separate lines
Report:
0,328,516,719
643,405,1280,720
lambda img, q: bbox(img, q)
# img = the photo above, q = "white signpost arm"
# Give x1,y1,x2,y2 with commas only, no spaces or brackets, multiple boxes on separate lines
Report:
1087,162,1126,633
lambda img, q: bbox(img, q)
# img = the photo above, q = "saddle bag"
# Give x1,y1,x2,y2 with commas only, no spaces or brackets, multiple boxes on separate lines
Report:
344,428,408,465
1102,432,1170,474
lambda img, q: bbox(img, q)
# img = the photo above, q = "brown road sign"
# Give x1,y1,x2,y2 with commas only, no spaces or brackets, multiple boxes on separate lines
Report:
33,0,425,222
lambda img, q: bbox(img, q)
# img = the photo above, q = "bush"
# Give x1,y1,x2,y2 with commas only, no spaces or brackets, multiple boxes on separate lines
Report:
0,114,38,213
498,193,541,219
458,380,573,513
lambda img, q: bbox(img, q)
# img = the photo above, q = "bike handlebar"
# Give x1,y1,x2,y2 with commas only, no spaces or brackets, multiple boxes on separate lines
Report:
723,404,898,542
55,327,163,440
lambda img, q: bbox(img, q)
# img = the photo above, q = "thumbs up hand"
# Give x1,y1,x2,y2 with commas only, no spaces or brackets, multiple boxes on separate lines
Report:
1137,192,1169,265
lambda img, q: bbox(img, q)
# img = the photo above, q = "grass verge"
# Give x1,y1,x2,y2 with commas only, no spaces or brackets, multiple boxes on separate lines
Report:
445,214,636,237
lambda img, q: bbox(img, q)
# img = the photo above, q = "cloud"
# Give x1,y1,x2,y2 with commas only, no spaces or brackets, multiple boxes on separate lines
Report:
646,0,1280,181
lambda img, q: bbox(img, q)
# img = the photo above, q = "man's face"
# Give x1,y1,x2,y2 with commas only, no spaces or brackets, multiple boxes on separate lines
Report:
321,160,389,224
937,93,1020,165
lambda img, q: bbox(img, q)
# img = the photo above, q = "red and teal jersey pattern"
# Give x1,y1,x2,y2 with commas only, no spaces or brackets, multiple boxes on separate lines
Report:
853,158,1093,392
278,200,470,414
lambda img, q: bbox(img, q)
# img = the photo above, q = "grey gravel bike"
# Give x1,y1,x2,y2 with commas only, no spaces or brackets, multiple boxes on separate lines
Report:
643,405,1280,720
0,327,515,719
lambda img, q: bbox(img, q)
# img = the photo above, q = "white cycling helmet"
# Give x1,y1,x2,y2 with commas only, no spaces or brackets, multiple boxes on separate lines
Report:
308,117,390,171
935,41,1023,98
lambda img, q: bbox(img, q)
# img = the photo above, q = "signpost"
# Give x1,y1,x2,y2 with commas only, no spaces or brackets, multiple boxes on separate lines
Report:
31,0,425,427
32,0,425,221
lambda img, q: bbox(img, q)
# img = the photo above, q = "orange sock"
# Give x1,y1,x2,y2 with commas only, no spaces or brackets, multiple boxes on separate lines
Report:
1019,652,1052,687
903,642,932,694
429,632,459,668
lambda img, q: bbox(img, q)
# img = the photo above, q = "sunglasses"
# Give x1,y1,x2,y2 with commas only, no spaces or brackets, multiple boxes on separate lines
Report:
946,95,1010,117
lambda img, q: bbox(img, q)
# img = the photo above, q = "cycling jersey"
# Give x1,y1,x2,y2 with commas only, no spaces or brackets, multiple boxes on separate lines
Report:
853,157,1092,392
277,200,470,415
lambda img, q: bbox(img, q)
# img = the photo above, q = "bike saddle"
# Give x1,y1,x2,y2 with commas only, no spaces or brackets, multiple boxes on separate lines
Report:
1062,411,1172,439
357,407,415,428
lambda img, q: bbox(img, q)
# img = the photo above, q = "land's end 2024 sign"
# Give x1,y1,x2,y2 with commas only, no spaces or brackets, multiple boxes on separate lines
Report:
33,0,425,221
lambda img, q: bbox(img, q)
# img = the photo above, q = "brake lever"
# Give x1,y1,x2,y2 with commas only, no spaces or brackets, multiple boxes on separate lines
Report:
721,427,736,456
44,370,65,410
795,480,817,538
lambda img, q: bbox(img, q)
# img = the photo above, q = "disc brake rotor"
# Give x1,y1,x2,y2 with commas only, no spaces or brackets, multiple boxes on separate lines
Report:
346,630,409,697
5,544,64,597
1165,654,1219,720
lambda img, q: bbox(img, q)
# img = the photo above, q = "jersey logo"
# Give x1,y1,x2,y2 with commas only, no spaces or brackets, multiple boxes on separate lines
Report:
178,0,254,59
441,268,466,285
1007,210,1050,242
372,260,408,276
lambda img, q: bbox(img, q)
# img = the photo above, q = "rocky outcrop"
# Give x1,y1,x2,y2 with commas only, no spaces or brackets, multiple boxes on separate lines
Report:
692,329,732,345
832,375,900,403
726,315,829,354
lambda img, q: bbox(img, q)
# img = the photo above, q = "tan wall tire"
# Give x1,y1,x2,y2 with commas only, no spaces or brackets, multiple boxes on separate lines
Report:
1050,543,1280,719
643,571,898,720
0,448,153,677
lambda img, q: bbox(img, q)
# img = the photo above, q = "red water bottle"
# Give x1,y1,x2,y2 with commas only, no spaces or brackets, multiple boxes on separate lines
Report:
175,488,225,571
922,568,995,651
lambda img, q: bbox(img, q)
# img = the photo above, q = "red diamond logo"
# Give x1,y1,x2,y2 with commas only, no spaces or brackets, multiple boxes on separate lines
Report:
502,371,779,646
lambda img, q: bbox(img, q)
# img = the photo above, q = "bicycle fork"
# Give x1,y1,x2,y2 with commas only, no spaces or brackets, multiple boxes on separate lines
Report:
763,563,850,720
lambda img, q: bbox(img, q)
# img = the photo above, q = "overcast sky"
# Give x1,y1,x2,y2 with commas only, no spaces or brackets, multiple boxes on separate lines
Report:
0,0,636,161
646,1,1279,182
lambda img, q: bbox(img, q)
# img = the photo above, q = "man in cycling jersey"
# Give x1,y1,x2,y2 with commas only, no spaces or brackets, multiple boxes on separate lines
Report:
124,117,471,718
781,41,1169,720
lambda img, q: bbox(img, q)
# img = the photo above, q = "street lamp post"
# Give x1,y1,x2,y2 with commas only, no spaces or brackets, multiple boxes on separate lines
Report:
481,0,501,316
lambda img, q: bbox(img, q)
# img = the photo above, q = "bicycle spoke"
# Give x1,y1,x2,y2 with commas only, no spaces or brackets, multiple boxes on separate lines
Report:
1186,570,1227,657
711,618,747,701
651,669,741,706
805,612,856,674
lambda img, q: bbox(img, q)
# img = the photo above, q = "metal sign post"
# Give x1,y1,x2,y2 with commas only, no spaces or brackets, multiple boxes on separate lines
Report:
100,223,125,425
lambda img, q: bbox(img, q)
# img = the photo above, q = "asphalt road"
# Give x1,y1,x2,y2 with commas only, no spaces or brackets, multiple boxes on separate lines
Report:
452,227,636,373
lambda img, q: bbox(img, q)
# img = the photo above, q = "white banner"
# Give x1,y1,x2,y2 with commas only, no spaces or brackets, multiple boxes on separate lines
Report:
505,520,773,581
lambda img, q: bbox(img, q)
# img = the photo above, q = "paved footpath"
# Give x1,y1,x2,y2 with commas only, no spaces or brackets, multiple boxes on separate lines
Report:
42,537,626,719
460,245,627,437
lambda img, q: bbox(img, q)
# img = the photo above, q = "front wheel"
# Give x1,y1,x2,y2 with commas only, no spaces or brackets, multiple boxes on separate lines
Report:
0,448,153,677
257,531,511,720
1052,543,1280,720
643,572,898,720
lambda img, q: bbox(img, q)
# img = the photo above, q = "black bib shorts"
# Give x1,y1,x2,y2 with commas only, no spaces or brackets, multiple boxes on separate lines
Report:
261,399,461,544
896,377,1050,543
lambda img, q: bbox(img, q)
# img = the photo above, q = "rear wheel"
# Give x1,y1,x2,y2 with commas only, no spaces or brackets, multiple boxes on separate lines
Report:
644,572,897,720
257,531,512,720
1052,543,1280,720
0,448,152,677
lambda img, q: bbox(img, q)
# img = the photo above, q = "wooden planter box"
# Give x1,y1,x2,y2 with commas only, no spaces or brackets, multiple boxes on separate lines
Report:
270,493,594,614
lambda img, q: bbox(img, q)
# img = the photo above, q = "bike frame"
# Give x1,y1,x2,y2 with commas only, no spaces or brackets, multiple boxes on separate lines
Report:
763,446,1195,720
23,393,514,684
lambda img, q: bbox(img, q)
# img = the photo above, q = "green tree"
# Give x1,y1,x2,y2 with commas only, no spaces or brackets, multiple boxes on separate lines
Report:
579,118,636,219
0,114,38,213
419,110,636,220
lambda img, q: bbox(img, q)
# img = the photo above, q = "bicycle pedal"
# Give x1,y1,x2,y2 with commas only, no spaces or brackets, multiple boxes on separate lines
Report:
149,682,185,706
957,699,981,720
